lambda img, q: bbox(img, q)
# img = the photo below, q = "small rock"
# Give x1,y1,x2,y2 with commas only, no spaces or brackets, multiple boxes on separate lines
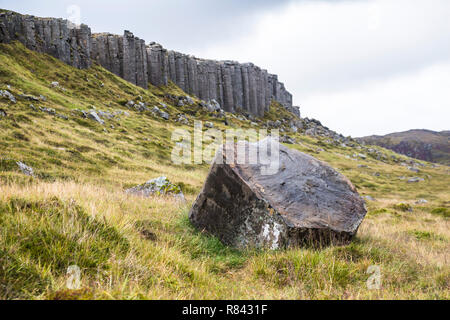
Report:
408,167,420,173
407,177,424,183
126,100,135,108
0,108,7,117
364,195,375,201
205,99,221,112
185,96,194,105
51,81,59,88
140,229,158,241
357,153,367,160
159,111,169,120
126,176,184,200
39,107,56,115
415,199,428,204
176,114,189,125
56,114,69,120
16,161,35,177
204,122,214,129
18,94,40,101
0,90,16,103
88,111,105,125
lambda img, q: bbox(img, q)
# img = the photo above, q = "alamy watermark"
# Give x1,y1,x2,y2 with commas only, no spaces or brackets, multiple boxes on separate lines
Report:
66,265,81,289
66,5,81,27
171,121,281,175
366,265,382,290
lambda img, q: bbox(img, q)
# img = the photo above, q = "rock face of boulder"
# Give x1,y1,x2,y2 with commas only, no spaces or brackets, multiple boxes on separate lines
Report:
189,139,367,249
0,10,295,116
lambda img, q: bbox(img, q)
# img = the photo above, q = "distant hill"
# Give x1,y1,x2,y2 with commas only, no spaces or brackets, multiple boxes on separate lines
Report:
359,129,450,165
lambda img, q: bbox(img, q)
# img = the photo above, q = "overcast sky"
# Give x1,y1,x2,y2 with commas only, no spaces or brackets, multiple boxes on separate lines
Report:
2,0,449,137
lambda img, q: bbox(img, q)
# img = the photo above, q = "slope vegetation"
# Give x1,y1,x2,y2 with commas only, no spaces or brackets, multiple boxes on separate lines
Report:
360,130,450,165
0,42,448,299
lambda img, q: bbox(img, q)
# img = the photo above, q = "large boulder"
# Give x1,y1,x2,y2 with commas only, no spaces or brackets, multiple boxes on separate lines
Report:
189,138,367,249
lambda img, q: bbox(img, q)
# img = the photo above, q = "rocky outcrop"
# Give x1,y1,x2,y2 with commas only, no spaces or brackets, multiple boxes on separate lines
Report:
0,9,297,116
189,138,367,249
0,11,91,69
359,129,450,165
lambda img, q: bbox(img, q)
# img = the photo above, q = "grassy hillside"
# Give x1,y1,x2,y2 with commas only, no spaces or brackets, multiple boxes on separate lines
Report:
0,42,448,300
359,130,450,165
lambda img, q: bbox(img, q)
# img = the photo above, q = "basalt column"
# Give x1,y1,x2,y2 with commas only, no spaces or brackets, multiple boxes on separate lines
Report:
0,10,296,116
221,62,235,113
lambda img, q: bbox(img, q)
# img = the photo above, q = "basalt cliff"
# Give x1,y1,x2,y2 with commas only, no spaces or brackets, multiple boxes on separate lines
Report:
0,9,297,117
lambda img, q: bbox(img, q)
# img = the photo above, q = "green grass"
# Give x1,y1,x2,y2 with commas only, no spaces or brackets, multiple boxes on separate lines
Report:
0,42,449,300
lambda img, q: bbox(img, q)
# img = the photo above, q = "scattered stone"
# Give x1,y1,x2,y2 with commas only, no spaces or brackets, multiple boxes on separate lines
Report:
18,94,40,101
176,114,189,125
152,106,169,120
126,176,185,201
279,135,295,144
56,114,69,120
87,111,105,125
0,108,6,117
126,100,135,108
140,229,158,241
134,101,149,112
29,104,38,111
39,107,56,115
0,90,16,103
408,167,420,173
415,199,428,204
357,153,367,160
189,138,367,249
51,81,59,88
204,122,214,129
305,128,316,136
16,161,35,177
205,99,221,112
408,177,424,183
159,111,169,120
185,96,194,105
